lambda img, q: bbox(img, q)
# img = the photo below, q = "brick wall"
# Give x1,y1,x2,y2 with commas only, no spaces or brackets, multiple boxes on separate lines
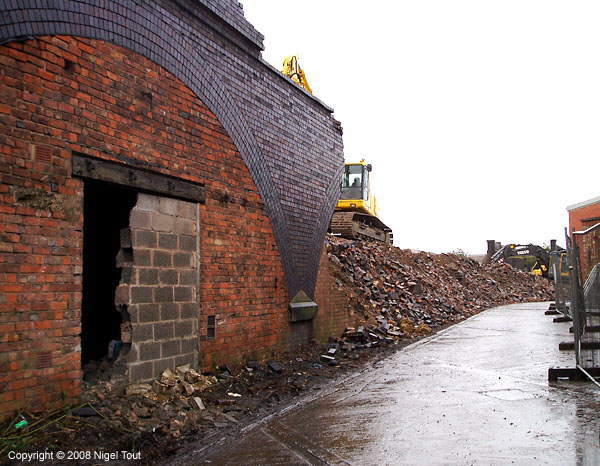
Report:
569,201,600,234
117,194,200,381
0,0,350,420
195,0,264,48
575,227,600,283
0,37,292,417
313,246,357,342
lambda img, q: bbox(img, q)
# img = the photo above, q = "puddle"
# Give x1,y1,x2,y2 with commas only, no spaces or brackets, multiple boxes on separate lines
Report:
481,389,535,401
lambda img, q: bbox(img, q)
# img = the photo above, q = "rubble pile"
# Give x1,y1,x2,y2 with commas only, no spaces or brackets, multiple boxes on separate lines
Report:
7,355,355,460
328,235,554,345
82,365,219,439
74,353,347,449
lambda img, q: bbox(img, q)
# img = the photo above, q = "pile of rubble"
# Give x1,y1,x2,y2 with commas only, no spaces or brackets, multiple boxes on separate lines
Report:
81,365,219,439
76,355,344,447
327,235,554,348
9,355,356,461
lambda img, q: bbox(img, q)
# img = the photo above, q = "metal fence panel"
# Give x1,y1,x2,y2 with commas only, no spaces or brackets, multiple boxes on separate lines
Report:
551,252,571,317
581,264,600,369
568,226,600,371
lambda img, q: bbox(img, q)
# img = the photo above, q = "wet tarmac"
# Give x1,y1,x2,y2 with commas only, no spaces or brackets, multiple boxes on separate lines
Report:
174,302,600,465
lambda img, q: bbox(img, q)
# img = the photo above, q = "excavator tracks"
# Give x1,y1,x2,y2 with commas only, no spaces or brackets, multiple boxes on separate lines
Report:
330,211,393,244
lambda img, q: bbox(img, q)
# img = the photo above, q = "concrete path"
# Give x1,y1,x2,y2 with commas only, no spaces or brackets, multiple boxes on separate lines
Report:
178,302,600,465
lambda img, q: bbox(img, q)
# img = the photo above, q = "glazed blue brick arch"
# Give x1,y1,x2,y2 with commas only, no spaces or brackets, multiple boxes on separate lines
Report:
0,0,344,299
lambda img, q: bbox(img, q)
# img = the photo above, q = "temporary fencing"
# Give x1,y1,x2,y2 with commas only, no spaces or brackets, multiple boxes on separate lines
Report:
567,224,600,383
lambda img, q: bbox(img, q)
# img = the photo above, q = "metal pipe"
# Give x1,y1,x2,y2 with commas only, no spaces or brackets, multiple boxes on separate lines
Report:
576,365,600,390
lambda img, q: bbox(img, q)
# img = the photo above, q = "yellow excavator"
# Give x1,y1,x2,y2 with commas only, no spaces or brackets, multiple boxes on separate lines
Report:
281,58,393,244
330,160,393,244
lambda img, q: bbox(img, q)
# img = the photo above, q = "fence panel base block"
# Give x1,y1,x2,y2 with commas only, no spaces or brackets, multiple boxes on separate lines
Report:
553,316,572,323
548,366,600,381
559,341,600,351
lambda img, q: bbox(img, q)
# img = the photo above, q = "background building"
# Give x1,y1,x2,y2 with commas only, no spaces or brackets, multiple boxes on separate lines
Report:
567,196,600,282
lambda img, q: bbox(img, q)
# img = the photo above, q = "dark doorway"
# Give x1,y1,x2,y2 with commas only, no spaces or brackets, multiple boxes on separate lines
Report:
81,180,137,366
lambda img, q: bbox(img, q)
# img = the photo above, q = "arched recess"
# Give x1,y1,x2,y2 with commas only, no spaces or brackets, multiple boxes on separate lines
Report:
0,1,307,296
300,164,345,295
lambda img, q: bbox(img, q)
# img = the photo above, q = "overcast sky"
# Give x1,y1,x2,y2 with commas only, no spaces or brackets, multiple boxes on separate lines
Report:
241,1,600,254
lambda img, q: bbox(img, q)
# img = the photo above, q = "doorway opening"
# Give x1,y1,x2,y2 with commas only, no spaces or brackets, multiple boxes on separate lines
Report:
81,179,137,374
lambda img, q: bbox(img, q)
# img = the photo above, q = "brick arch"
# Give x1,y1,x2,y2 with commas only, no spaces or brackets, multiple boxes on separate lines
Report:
0,1,305,296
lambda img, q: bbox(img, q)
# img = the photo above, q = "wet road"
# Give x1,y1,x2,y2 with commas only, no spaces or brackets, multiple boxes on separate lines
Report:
176,302,600,465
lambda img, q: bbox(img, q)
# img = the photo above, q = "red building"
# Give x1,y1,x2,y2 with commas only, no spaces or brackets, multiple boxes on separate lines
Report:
567,196,600,282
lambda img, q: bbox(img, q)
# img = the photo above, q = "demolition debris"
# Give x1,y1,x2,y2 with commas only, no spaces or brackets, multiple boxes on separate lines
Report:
327,235,553,343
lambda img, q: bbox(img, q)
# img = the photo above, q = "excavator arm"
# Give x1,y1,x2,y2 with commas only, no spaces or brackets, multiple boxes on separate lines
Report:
281,55,313,94
491,244,551,277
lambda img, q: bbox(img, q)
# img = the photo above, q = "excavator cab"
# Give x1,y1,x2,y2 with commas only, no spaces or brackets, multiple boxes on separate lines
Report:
341,163,371,206
337,160,375,215
330,160,393,244
531,261,548,276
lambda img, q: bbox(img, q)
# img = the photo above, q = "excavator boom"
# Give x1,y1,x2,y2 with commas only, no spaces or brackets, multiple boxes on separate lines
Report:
281,55,313,94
